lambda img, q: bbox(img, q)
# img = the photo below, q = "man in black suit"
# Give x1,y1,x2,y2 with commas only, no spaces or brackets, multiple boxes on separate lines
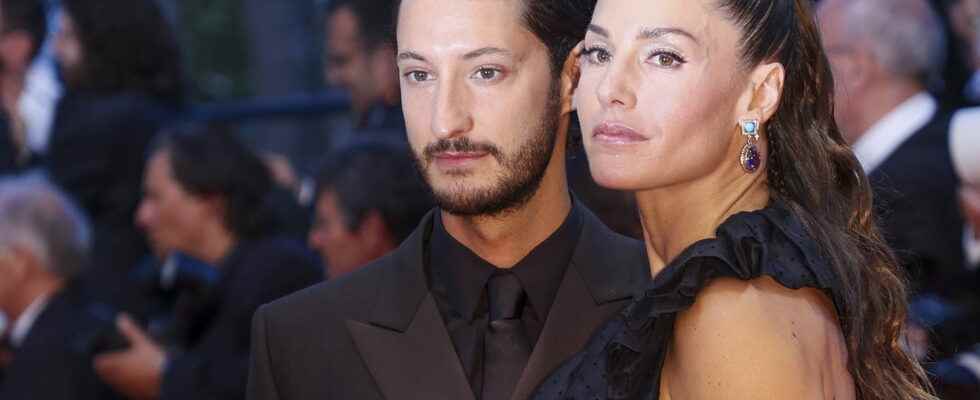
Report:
0,176,122,400
819,0,966,295
91,128,324,400
247,1,648,399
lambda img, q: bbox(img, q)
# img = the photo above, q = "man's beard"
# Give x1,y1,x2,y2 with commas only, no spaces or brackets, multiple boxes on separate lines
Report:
413,88,561,217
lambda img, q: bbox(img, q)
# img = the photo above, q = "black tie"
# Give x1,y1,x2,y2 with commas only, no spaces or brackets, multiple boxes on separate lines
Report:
482,272,531,400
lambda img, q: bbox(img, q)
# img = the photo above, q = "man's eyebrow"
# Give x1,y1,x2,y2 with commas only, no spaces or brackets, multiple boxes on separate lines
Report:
397,51,427,62
637,27,700,44
462,47,511,60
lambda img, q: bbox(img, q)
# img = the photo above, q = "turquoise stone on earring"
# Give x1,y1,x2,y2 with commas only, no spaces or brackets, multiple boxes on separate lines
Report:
739,119,761,173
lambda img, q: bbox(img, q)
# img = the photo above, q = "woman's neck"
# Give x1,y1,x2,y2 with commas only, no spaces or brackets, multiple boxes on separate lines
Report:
637,169,770,277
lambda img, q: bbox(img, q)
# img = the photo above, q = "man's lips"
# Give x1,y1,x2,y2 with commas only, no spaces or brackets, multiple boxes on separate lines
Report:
431,151,490,168
593,122,649,144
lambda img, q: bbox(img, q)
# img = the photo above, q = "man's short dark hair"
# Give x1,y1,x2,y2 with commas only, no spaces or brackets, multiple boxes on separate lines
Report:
151,125,277,240
394,0,597,74
316,139,433,243
325,0,398,50
0,0,47,59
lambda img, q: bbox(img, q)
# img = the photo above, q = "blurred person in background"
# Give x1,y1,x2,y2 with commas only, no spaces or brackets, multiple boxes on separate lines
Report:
308,139,432,278
46,0,185,311
944,0,980,103
0,0,46,174
92,127,322,400
925,109,980,399
0,175,122,400
323,0,403,136
819,0,967,296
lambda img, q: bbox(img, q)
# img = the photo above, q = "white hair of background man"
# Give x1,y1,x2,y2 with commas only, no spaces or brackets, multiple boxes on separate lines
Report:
837,0,947,84
0,175,92,280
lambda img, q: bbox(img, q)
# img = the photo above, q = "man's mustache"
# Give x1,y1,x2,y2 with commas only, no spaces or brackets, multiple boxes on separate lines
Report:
424,137,503,162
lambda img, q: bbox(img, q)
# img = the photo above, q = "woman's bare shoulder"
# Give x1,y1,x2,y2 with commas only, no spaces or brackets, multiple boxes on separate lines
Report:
662,276,854,400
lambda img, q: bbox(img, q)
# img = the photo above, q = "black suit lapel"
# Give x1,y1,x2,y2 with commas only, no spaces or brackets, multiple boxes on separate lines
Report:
511,204,647,400
345,211,476,400
347,295,474,400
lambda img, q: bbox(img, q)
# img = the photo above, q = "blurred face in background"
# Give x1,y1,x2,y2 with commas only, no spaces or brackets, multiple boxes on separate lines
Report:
396,0,560,216
325,5,378,116
53,12,83,88
136,151,221,260
308,190,376,278
0,5,35,76
817,1,864,144
948,0,980,66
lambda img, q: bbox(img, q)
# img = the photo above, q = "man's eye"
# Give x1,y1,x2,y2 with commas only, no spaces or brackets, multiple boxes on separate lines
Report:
472,68,502,81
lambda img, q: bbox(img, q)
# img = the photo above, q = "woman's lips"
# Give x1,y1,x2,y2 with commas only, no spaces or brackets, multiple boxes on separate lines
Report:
593,122,649,144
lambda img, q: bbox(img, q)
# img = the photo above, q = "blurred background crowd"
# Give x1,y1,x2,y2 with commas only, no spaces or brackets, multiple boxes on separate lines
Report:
0,0,976,399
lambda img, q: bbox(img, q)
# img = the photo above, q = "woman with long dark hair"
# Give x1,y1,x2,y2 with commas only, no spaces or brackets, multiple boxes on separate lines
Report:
45,0,186,310
534,0,935,399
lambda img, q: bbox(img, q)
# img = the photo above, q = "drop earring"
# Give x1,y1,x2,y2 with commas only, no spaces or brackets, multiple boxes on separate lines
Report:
739,119,761,173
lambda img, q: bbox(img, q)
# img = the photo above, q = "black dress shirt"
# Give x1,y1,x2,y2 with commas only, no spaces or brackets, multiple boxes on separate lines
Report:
426,206,583,398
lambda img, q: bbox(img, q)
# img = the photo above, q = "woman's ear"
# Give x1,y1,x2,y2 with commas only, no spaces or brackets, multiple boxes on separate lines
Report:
560,42,584,116
746,62,785,124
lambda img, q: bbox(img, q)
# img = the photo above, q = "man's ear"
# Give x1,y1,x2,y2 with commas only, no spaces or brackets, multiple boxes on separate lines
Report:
560,43,584,116
355,210,393,249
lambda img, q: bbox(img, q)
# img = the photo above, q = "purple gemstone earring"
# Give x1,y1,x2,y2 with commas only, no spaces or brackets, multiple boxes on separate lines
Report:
739,119,761,173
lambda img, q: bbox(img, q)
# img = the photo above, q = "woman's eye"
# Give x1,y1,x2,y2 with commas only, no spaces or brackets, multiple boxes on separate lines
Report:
649,51,686,68
581,47,611,65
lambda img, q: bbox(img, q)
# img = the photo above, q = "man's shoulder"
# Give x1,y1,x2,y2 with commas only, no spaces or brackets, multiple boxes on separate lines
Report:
577,205,646,265
257,252,399,328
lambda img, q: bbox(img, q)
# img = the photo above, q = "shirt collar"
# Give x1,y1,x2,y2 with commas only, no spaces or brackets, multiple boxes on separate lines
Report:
9,293,52,347
965,225,980,271
853,92,937,174
429,206,583,322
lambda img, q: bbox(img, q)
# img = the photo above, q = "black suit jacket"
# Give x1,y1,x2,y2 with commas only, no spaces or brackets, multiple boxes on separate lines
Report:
247,202,648,400
0,115,17,175
0,288,123,400
869,112,967,295
161,237,323,400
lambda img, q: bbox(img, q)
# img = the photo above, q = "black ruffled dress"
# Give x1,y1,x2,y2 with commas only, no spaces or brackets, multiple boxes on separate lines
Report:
532,201,846,400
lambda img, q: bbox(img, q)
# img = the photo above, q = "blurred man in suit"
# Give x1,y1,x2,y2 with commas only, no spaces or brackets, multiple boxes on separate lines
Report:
924,106,980,399
308,139,432,278
0,0,46,174
93,128,323,400
248,1,649,399
819,0,966,295
0,176,122,400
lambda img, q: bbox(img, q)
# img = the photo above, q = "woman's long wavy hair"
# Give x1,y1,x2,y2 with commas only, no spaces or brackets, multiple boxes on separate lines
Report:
719,0,935,399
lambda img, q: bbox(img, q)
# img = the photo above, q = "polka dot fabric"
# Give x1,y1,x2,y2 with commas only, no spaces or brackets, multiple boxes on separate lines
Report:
532,201,845,400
